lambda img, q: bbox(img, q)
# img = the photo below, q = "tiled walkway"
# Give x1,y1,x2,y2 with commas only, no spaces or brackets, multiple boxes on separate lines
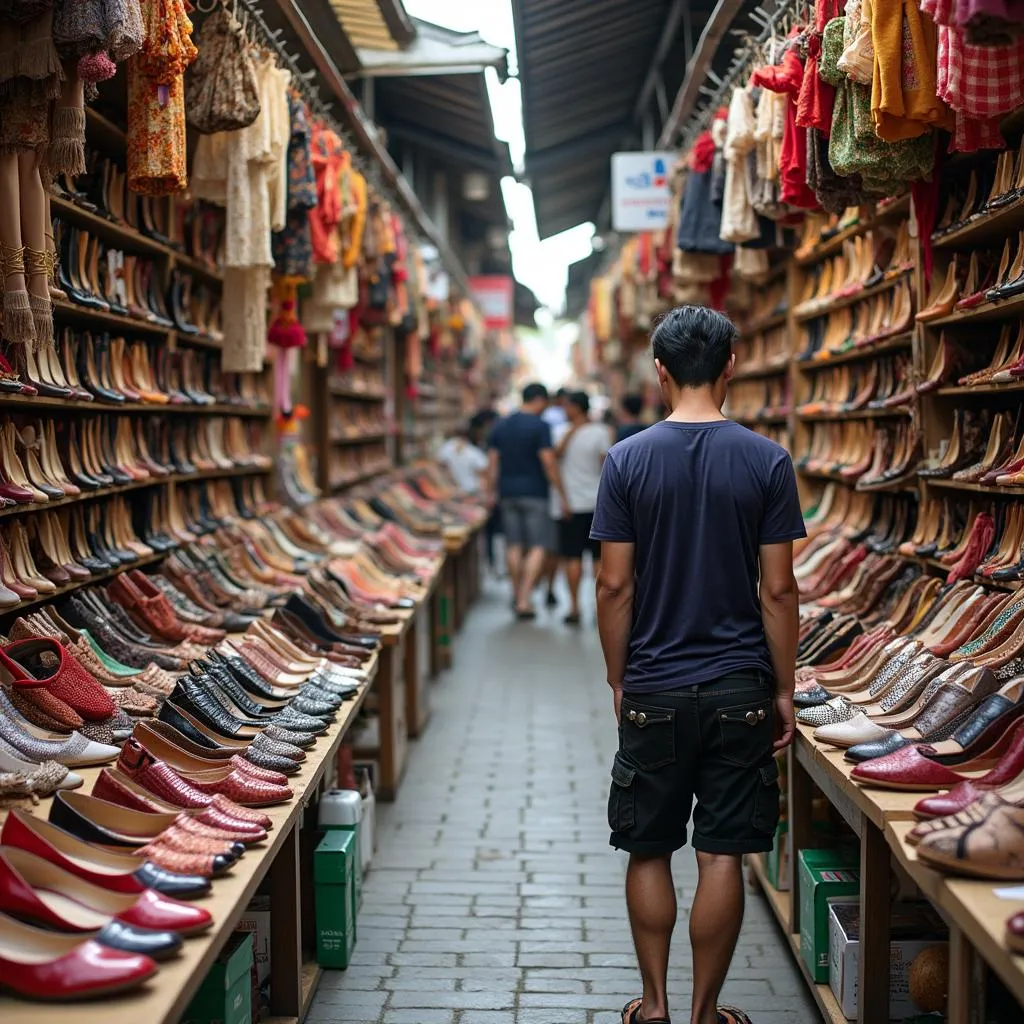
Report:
310,576,819,1024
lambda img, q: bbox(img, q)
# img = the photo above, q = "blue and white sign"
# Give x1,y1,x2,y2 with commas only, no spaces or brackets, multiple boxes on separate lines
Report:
610,152,675,232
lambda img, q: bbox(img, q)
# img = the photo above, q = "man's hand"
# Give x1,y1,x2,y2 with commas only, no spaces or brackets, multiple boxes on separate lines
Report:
611,685,623,724
773,694,795,752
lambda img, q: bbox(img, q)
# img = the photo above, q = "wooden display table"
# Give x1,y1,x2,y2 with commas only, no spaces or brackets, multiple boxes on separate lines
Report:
359,618,411,801
750,725,1024,1024
0,659,377,1024
405,564,443,738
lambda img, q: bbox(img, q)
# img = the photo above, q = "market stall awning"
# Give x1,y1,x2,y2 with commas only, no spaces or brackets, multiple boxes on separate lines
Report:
513,0,722,239
357,18,508,80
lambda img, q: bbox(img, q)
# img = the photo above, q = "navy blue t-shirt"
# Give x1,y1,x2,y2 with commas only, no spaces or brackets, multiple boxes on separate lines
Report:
616,423,647,443
489,411,552,500
591,420,805,692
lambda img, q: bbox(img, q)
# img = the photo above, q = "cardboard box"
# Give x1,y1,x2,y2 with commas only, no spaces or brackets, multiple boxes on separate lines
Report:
315,830,358,969
183,932,253,1024
798,848,860,983
237,897,271,985
828,899,947,1020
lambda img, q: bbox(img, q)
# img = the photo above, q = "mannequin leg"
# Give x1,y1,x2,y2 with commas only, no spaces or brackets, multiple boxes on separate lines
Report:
48,61,86,179
19,149,54,363
0,153,34,345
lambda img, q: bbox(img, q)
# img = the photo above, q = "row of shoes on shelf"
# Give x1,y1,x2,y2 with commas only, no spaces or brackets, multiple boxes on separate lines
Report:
738,278,788,330
734,325,790,375
917,240,1024,322
920,324,1024,394
797,355,915,414
0,467,483,1000
330,405,390,441
919,408,1024,486
799,420,923,490
796,279,914,360
933,136,1024,240
725,379,791,422
328,368,388,398
0,414,267,507
793,222,915,318
57,156,225,271
54,222,224,341
0,330,266,408
794,199,908,263
328,446,392,494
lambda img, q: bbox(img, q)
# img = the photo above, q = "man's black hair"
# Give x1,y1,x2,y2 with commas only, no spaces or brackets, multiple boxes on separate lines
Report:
650,305,737,387
554,387,569,399
568,390,590,415
522,382,549,403
621,393,643,417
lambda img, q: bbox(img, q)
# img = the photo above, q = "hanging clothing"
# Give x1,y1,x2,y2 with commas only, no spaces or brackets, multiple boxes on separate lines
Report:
749,43,818,210
677,126,734,254
309,126,344,264
959,0,1024,44
125,0,196,194
339,156,367,270
796,0,843,136
870,0,951,141
272,90,317,279
720,87,759,243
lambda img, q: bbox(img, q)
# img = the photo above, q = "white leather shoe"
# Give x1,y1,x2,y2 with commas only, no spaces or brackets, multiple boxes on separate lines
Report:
814,712,893,748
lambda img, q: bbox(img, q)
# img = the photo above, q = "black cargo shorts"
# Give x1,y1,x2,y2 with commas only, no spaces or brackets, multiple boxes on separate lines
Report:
608,671,781,856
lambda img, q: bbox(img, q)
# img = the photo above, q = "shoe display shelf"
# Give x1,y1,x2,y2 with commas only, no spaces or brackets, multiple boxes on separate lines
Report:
788,198,924,508
0,667,378,1024
749,725,1024,1024
908,126,1024,592
727,264,793,449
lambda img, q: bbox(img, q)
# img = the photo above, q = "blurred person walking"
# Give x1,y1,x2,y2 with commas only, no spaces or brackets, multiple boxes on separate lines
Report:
615,393,647,442
488,383,569,619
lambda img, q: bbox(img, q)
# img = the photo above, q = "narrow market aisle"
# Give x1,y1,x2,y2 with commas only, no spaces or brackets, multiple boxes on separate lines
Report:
310,577,819,1024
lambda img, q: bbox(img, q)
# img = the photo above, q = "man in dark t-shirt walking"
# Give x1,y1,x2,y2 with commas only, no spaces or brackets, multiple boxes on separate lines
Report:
488,383,570,619
591,306,804,1024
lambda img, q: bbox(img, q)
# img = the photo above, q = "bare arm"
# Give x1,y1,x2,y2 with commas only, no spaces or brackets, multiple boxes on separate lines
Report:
759,540,799,750
596,541,636,721
554,424,578,458
539,447,570,517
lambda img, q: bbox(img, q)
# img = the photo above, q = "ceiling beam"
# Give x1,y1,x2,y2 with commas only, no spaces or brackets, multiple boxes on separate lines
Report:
385,119,511,174
524,122,633,176
632,0,690,123
658,0,748,146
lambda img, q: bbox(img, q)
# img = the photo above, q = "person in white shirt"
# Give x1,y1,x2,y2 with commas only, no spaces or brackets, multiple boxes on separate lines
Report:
438,429,489,495
555,391,612,624
541,387,569,430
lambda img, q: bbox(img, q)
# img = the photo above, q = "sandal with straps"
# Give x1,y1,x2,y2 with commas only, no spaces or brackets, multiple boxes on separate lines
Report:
717,1008,753,1024
621,998,670,1024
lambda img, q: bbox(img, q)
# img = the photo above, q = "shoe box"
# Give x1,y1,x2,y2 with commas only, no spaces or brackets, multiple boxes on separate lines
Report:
798,847,861,982
314,829,359,969
827,898,947,1020
182,931,253,1024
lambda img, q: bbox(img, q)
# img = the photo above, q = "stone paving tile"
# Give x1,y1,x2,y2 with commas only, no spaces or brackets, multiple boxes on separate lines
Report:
308,579,819,1024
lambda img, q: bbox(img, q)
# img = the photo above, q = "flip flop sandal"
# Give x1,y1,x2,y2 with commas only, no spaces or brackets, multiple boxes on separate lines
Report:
718,1007,753,1024
621,998,670,1024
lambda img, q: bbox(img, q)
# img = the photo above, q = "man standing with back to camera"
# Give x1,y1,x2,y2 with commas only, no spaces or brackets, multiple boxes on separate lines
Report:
591,306,804,1024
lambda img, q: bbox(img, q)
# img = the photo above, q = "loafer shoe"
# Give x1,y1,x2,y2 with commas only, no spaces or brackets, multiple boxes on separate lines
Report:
814,712,893,748
850,744,974,791
843,729,906,763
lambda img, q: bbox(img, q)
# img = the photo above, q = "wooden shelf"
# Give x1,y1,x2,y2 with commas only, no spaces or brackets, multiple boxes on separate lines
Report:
793,274,911,325
330,386,388,401
0,394,270,416
731,413,790,426
795,331,914,370
797,466,917,494
733,361,791,381
936,381,1024,396
0,675,375,1024
925,477,1024,496
933,194,1024,250
53,298,175,338
329,465,391,491
797,407,912,422
740,309,789,336
927,289,1024,328
331,432,390,447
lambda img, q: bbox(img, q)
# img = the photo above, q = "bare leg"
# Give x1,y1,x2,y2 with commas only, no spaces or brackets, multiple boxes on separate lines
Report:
689,852,744,1024
543,551,559,604
626,853,675,1021
516,544,547,612
506,544,523,604
565,557,582,618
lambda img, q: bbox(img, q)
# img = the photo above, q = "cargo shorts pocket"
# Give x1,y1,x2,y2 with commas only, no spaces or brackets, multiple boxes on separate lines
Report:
718,698,773,767
752,759,781,835
620,699,676,770
608,752,636,833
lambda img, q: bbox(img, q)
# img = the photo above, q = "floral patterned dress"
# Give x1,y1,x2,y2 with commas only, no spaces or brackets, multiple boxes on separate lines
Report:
126,0,197,195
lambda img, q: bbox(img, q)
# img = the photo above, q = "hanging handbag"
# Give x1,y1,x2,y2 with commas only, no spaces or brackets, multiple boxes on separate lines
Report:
186,6,261,134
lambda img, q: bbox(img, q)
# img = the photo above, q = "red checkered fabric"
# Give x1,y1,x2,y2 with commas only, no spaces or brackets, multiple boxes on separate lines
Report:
940,26,1024,118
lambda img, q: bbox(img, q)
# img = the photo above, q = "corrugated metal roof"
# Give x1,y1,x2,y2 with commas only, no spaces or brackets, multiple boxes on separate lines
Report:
513,0,715,238
330,0,398,51
358,18,508,79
